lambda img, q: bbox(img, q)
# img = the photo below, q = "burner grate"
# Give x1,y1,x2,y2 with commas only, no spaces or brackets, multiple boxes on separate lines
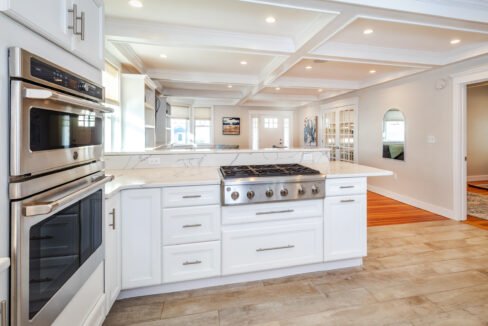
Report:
220,164,320,179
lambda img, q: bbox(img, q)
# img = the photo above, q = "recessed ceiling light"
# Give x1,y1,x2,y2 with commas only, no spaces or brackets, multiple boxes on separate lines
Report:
266,16,276,24
227,84,233,88
159,54,167,59
240,60,248,65
305,65,312,70
369,69,376,74
363,28,374,35
318,89,323,92
450,38,461,45
275,87,280,91
128,0,143,8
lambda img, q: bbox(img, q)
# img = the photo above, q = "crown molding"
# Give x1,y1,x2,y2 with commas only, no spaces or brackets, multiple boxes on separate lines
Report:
163,88,243,99
147,69,259,85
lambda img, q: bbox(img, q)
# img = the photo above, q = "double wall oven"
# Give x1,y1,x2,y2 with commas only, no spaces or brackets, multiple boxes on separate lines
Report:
8,48,113,326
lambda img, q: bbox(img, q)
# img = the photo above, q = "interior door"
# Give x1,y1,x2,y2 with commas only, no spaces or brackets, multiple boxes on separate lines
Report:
259,116,284,149
322,106,356,162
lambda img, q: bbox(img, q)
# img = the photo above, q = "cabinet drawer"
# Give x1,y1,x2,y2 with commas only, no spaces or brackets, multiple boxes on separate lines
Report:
163,241,221,283
222,200,323,225
222,218,323,275
162,185,220,208
326,178,366,197
163,205,220,245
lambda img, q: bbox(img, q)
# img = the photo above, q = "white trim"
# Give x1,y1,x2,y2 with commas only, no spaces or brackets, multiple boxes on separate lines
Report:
368,185,454,219
467,175,488,182
451,64,488,221
118,258,362,299
248,110,295,150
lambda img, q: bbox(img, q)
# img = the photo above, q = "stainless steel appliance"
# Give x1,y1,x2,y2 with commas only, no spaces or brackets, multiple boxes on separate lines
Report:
8,48,113,326
220,164,325,206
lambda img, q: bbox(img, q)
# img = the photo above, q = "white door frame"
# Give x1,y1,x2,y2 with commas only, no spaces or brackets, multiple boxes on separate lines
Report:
320,97,359,162
248,110,294,149
451,65,488,221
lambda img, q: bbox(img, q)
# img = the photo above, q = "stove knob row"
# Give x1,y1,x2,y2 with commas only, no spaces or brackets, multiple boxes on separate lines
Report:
312,184,319,195
231,191,240,200
247,190,255,199
280,188,288,197
265,189,274,198
298,185,305,196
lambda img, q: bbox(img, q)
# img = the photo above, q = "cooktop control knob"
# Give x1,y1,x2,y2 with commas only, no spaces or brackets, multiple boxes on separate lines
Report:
280,188,289,196
247,190,255,199
265,189,274,198
231,191,240,200
298,185,305,196
312,184,319,195
79,82,90,92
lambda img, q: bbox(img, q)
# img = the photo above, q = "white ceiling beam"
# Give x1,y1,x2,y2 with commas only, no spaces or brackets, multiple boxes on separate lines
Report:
111,42,146,74
270,76,360,90
148,69,259,85
251,93,319,102
105,17,295,56
162,88,242,99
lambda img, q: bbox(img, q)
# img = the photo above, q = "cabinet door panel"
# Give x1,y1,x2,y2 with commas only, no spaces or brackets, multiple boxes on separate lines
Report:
105,193,121,312
324,194,366,261
121,189,161,289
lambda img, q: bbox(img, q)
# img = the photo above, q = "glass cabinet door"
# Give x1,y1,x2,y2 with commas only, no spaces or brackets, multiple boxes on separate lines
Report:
322,106,356,163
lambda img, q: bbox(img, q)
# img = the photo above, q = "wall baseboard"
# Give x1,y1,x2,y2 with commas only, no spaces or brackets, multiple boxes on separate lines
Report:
367,185,454,219
467,175,488,182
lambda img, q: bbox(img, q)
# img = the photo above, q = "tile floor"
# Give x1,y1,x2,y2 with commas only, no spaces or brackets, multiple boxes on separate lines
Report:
104,220,488,325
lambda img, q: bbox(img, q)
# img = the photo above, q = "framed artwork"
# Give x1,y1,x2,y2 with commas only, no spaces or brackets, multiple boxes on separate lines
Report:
304,116,318,146
222,117,240,135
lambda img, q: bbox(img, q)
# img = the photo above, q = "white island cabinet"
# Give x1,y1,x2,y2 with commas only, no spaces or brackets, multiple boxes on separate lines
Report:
121,189,162,289
0,0,104,68
324,177,367,261
105,193,121,312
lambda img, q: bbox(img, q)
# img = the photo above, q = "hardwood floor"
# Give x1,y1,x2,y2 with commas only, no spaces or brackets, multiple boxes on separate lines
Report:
367,192,446,227
104,220,488,326
466,181,488,231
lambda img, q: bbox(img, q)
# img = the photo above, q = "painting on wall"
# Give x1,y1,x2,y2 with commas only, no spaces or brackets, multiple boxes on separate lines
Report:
222,117,240,135
304,116,318,146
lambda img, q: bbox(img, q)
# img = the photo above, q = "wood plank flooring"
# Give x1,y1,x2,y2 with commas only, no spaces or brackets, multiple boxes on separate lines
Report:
104,220,488,326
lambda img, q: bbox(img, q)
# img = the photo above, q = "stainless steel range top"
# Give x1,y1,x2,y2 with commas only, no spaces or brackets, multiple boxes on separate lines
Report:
220,164,325,205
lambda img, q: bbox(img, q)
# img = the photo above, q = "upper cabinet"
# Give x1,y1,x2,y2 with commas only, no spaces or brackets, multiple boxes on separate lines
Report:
0,0,104,69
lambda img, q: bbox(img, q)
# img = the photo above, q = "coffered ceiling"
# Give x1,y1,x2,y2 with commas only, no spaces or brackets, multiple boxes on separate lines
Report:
105,0,488,108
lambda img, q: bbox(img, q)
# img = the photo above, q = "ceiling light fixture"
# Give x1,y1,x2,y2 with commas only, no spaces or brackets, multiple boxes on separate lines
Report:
266,16,276,24
159,54,167,59
128,0,143,8
369,69,376,74
318,89,323,92
363,28,374,35
450,38,461,45
275,87,281,91
305,65,312,70
227,84,233,88
240,60,248,65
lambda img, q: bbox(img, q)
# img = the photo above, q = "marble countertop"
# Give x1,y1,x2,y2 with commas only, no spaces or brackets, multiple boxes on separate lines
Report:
106,147,330,156
105,161,392,198
0,257,10,273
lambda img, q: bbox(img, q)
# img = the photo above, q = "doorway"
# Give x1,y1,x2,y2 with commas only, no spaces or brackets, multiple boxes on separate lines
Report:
249,111,293,150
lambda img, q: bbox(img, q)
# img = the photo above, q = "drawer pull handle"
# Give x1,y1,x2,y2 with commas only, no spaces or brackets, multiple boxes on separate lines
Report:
256,244,295,252
340,186,355,189
182,195,202,199
182,224,202,228
341,199,355,203
183,260,202,266
256,209,294,216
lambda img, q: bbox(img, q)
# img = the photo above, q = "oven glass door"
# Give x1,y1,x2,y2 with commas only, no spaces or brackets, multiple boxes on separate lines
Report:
28,190,102,319
30,108,102,151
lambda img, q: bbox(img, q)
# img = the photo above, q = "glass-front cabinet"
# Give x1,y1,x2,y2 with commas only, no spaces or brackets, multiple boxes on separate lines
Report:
322,105,356,163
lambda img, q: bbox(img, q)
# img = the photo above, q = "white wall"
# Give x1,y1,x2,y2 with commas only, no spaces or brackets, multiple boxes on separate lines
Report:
467,84,488,179
0,12,101,317
305,53,488,218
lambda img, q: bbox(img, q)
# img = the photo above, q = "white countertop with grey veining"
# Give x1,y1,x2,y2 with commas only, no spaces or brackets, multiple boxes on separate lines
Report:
105,162,392,198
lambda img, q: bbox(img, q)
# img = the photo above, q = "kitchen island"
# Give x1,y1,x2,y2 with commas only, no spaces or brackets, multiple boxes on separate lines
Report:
103,160,392,305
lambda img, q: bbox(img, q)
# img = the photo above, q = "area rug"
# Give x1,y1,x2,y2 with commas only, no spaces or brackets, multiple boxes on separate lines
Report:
468,192,488,220
468,183,488,190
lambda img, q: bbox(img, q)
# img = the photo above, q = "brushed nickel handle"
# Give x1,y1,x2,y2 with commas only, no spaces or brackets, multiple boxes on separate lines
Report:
256,244,295,252
182,260,202,266
68,4,79,35
79,11,85,40
256,209,294,216
182,195,202,199
0,300,6,326
109,208,116,230
340,199,355,203
182,224,202,228
340,186,355,189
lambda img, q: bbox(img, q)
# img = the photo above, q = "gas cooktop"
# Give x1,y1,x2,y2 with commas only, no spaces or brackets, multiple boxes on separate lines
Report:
220,164,321,179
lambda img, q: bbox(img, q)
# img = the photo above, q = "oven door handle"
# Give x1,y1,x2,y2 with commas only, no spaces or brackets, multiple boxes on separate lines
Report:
23,175,114,217
24,88,113,114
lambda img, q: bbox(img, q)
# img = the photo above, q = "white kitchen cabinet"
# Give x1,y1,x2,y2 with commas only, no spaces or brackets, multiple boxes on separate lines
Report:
0,0,104,69
222,218,323,275
324,194,367,261
104,193,121,312
121,189,162,289
162,185,220,208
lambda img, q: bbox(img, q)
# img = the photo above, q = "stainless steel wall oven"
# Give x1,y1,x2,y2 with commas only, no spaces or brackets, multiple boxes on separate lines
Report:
8,48,113,326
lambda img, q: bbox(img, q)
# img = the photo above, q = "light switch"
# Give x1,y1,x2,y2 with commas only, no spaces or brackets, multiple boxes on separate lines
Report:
427,135,437,144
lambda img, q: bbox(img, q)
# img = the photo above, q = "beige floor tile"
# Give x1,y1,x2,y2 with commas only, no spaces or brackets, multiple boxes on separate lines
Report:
161,281,320,318
429,255,488,274
103,303,163,326
368,243,433,258
369,270,488,301
465,303,488,321
410,309,486,326
425,236,488,250
425,283,488,312
132,311,219,326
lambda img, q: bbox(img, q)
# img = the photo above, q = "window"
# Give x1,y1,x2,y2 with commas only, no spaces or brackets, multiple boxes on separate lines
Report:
193,107,212,145
169,106,213,146
252,117,259,150
170,106,190,145
264,118,278,128
283,118,290,148
102,61,121,152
